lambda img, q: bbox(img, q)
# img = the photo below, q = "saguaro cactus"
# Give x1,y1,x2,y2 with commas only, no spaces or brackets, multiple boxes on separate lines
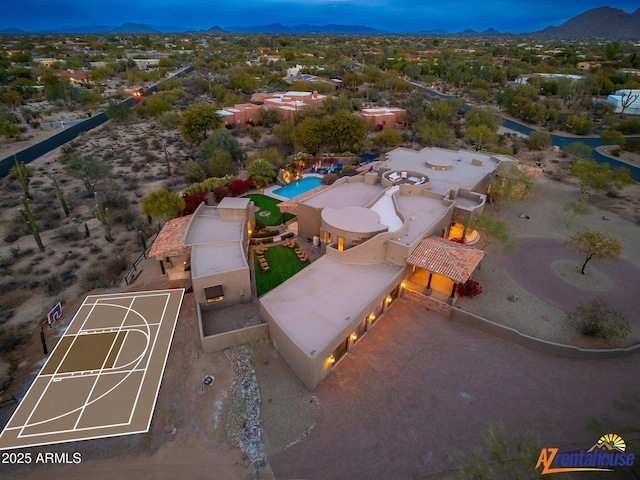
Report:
94,193,113,242
13,156,32,199
50,174,70,217
163,145,172,177
20,196,44,252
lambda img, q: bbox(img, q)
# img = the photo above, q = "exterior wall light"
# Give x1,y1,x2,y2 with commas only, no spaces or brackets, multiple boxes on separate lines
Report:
350,333,357,341
369,313,375,321
386,296,392,304
329,355,336,364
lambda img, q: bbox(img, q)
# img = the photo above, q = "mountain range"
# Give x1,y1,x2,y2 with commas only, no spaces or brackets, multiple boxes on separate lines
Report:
1,6,639,39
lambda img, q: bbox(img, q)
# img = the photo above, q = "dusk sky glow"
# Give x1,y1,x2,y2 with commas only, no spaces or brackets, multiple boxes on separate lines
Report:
3,1,640,33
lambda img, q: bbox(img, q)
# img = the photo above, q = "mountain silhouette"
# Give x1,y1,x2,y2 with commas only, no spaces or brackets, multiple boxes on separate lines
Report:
587,441,625,453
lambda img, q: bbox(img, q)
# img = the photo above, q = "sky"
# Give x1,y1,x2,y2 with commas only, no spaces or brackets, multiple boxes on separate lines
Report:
2,0,639,33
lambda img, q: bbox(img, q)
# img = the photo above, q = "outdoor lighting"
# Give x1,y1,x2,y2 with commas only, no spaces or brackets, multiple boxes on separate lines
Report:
386,296,392,304
329,355,335,364
350,333,357,341
369,313,375,321
401,281,406,288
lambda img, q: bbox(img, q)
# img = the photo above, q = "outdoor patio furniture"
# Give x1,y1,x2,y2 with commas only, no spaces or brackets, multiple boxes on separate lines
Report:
388,172,400,182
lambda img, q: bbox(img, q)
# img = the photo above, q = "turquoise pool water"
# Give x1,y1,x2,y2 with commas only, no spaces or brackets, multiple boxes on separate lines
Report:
273,176,322,198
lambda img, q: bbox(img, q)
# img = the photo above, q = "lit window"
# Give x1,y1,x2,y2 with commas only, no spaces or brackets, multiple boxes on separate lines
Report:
204,285,224,304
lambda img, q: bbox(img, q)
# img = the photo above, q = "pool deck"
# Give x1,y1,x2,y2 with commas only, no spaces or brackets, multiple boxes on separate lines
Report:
264,173,323,201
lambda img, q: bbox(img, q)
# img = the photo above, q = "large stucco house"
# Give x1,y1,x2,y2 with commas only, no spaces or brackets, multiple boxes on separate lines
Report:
260,147,515,389
149,146,517,391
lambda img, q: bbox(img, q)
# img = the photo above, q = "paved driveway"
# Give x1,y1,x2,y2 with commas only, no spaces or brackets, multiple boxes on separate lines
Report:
268,298,640,480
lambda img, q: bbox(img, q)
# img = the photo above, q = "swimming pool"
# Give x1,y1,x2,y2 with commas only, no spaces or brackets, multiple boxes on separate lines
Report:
273,176,322,199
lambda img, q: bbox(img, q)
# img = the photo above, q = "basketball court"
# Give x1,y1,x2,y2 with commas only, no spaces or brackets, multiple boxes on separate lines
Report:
0,288,184,450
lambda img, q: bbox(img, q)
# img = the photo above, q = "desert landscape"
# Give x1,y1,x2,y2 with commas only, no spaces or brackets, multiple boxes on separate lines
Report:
1,82,639,479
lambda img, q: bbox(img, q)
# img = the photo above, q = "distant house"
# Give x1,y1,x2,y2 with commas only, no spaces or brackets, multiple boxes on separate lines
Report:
55,69,87,84
250,91,327,124
606,89,640,115
357,107,406,129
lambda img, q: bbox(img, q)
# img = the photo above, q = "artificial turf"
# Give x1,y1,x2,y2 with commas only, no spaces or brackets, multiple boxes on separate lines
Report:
254,244,310,297
244,193,295,227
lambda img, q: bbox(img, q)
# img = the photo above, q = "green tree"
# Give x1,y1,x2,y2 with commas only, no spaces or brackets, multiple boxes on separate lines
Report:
273,121,295,149
141,189,185,223
569,159,632,199
199,129,245,163
258,107,281,128
323,110,366,153
527,131,551,150
0,119,21,139
105,101,133,123
179,103,222,143
373,129,402,152
565,228,622,274
80,90,103,112
206,150,236,177
567,296,629,340
64,155,113,196
565,114,593,135
464,124,498,151
294,116,324,155
414,119,454,147
563,201,591,228
489,163,538,211
600,129,626,147
465,107,499,132
247,159,278,189
45,80,80,107
248,128,262,145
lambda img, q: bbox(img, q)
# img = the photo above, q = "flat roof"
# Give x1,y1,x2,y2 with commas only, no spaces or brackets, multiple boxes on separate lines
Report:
321,206,385,234
394,193,451,245
218,197,251,209
303,180,384,209
261,257,403,356
191,242,247,277
380,147,501,194
185,215,244,245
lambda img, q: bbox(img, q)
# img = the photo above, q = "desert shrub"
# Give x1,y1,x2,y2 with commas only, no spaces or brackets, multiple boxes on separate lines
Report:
55,225,83,242
44,273,63,296
3,230,21,243
0,328,30,356
457,279,483,298
321,173,339,185
0,287,30,310
0,256,15,269
567,296,630,340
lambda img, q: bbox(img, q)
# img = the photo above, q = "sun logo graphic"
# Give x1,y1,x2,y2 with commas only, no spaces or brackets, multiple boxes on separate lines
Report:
536,434,635,475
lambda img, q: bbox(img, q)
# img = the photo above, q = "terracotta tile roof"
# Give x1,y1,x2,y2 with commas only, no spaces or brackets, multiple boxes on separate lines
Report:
407,236,485,284
148,215,192,260
277,185,331,215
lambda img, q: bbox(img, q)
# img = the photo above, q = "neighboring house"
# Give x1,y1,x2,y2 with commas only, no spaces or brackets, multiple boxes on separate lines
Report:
261,147,514,390
217,103,261,127
511,73,582,85
250,91,327,124
55,69,88,84
357,107,406,129
606,89,640,115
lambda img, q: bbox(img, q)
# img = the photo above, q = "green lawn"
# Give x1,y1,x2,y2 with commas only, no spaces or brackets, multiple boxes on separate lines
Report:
254,245,310,297
244,193,295,227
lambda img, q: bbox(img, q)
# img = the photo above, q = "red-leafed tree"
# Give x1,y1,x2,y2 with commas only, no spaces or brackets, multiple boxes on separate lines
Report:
181,192,208,216
228,178,252,197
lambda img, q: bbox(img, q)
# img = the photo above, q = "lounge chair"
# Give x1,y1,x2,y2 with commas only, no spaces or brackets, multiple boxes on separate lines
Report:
388,172,400,182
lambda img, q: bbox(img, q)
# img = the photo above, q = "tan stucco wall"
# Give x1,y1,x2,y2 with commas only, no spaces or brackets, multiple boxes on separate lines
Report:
262,269,408,390
297,202,323,241
193,267,251,309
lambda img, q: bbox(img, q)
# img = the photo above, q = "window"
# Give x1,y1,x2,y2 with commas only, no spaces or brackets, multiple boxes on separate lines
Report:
204,285,224,304
337,236,344,252
321,230,332,244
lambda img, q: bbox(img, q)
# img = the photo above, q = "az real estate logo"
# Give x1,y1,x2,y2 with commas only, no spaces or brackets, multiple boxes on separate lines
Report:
536,433,635,475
